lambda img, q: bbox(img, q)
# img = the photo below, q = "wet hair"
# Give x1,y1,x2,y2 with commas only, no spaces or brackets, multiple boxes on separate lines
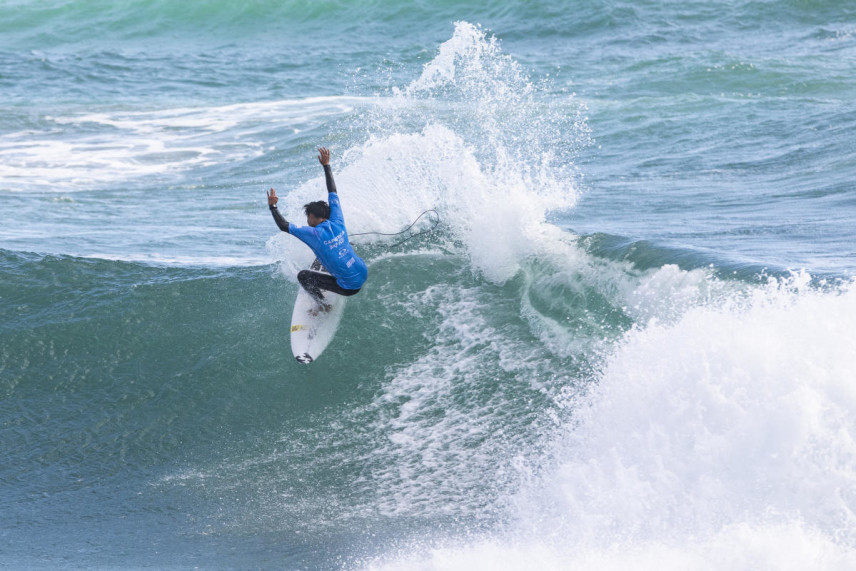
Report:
303,200,330,220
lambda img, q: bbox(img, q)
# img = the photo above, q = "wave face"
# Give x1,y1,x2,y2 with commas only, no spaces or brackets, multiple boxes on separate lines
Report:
2,2,856,569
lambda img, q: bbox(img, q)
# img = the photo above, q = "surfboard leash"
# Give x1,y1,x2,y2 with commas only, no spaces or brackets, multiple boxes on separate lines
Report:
351,209,441,249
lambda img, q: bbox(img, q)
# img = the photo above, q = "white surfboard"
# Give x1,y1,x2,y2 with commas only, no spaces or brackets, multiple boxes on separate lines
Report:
290,259,347,364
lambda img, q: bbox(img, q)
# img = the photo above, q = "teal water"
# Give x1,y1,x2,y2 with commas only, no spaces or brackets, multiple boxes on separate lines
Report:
2,2,856,569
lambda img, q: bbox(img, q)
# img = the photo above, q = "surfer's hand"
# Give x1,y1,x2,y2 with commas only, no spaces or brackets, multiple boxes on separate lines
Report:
266,188,278,206
317,147,330,166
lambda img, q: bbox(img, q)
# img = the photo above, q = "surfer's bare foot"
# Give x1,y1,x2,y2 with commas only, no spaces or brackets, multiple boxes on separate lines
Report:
307,303,333,316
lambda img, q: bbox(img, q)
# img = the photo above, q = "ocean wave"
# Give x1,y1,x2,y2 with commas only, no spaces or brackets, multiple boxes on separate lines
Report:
364,274,856,570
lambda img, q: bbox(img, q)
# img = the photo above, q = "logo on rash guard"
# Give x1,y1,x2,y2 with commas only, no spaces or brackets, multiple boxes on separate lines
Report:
324,231,345,250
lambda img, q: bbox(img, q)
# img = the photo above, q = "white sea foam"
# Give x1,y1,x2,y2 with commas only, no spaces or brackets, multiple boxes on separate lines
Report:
360,283,562,519
82,252,271,267
367,523,855,571
366,277,856,569
0,96,364,191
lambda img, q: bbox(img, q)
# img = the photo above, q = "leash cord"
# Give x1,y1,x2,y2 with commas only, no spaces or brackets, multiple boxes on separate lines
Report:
351,209,441,249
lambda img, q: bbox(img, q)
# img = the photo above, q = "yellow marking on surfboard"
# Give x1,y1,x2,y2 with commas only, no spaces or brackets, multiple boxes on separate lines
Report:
291,324,306,332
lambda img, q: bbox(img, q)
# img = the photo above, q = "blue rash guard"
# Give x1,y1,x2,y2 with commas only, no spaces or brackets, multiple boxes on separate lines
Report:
270,165,368,291
288,194,367,290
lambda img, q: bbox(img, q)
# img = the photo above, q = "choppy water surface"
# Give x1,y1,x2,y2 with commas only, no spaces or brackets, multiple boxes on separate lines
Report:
2,2,856,569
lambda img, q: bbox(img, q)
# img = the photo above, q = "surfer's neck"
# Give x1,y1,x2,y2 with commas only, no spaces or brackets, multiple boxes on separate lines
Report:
307,214,327,227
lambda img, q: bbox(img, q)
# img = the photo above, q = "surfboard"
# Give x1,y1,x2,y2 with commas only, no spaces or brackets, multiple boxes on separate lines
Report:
290,259,347,364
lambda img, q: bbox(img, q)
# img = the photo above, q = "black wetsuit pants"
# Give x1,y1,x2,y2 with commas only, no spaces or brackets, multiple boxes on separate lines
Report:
297,270,361,303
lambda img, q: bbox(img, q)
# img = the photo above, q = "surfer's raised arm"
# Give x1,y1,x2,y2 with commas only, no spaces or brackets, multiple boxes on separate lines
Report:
318,147,337,194
267,188,290,233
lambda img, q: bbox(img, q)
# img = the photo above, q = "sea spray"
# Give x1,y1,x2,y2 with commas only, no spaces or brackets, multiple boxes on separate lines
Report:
271,22,590,284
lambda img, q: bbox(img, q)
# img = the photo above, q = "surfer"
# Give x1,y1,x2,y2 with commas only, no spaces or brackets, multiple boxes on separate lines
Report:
267,147,368,306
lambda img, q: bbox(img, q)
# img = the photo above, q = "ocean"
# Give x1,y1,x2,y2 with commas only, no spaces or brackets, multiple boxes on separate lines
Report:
2,1,856,569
